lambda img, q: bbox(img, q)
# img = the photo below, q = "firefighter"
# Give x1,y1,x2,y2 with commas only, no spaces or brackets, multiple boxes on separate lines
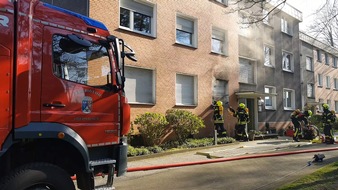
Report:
321,103,336,144
212,100,226,137
229,103,249,141
298,110,313,140
290,109,302,142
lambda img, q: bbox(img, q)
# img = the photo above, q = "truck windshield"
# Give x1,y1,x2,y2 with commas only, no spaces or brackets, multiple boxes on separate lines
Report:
52,34,112,90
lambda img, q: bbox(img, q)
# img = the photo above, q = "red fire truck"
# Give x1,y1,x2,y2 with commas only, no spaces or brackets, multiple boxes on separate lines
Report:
0,0,136,189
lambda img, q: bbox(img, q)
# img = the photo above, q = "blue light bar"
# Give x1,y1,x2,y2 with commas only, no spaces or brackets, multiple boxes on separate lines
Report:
43,3,108,31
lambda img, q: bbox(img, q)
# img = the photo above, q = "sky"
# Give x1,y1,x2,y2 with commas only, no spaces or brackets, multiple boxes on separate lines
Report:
287,0,327,30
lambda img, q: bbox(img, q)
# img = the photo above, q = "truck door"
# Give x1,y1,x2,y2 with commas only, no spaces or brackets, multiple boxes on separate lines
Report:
0,3,14,148
41,27,120,146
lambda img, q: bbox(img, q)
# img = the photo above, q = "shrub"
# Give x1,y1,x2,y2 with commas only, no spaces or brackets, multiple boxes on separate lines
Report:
165,109,205,143
133,112,169,146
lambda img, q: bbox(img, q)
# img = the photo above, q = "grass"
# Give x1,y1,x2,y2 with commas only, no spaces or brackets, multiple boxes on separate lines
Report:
277,161,338,190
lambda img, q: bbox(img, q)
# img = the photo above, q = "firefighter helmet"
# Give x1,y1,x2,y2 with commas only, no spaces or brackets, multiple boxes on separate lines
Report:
306,110,313,117
216,101,223,106
239,103,246,109
322,103,329,110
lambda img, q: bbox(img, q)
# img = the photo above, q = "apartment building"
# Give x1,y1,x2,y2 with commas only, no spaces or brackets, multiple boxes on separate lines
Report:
88,0,240,137
300,32,338,114
237,3,302,132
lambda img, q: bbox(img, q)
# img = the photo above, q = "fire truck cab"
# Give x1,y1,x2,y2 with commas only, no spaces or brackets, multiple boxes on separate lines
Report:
0,0,136,189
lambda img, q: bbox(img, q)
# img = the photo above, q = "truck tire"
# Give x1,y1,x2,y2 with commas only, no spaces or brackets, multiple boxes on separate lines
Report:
0,162,75,190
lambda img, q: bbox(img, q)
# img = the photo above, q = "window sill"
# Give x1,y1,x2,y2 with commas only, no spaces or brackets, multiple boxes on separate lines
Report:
239,82,257,86
282,69,294,73
210,51,228,57
174,42,197,49
305,69,314,72
264,64,275,68
175,104,197,107
284,107,294,111
129,102,155,106
265,107,276,111
118,27,156,38
318,85,323,88
281,31,293,37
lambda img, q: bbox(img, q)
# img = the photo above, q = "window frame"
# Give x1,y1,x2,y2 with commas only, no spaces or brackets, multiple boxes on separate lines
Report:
124,66,155,104
211,27,227,55
176,15,197,48
264,45,274,67
316,49,322,63
282,51,293,72
318,73,323,87
281,17,292,35
305,56,313,71
307,83,314,98
175,73,197,106
326,75,331,89
283,88,295,110
119,0,156,37
264,85,276,110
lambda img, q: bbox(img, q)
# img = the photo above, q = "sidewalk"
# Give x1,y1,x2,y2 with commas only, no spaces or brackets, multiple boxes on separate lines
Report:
126,136,325,170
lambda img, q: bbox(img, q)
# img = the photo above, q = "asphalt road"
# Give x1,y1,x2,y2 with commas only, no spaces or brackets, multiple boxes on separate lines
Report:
113,143,338,190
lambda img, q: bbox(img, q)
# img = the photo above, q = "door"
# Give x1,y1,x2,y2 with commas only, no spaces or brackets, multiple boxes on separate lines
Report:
41,27,119,146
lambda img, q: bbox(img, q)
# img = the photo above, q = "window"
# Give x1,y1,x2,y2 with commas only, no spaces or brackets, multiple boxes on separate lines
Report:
319,99,324,112
334,57,337,68
124,67,154,104
325,53,330,65
212,79,229,103
318,74,323,86
335,101,338,112
283,88,295,110
326,76,331,88
282,51,293,71
238,12,251,37
264,86,276,110
316,49,322,62
307,83,314,98
306,56,313,71
176,74,197,105
281,18,292,35
262,9,271,25
176,16,196,47
212,28,227,55
239,58,255,84
334,78,338,89
264,45,274,66
120,0,155,36
52,34,111,89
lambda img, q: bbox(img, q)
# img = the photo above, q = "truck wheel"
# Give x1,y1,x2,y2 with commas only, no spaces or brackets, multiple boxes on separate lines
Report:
0,162,75,190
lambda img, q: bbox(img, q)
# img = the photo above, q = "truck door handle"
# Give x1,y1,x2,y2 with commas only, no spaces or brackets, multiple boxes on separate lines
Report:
43,103,66,108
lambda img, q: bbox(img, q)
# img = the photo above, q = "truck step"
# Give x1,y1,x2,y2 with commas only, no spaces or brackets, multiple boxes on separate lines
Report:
89,158,116,167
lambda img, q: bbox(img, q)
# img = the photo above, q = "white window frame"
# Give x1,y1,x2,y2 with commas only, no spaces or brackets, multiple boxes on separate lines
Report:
283,88,295,110
318,73,323,87
264,45,274,67
334,78,338,89
282,51,293,72
307,83,314,98
326,75,331,89
239,58,256,84
119,0,156,37
124,66,155,104
176,15,197,47
281,17,292,35
306,56,313,71
262,9,271,25
318,99,324,112
264,85,276,110
175,74,197,106
335,101,338,112
211,27,227,55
